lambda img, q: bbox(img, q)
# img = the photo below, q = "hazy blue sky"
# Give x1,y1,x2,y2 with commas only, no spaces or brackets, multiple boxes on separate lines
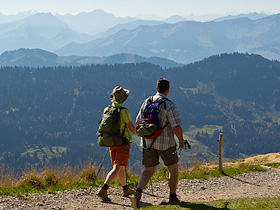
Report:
1,0,280,18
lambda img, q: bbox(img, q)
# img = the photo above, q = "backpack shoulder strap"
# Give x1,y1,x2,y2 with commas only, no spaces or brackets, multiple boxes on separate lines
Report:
118,106,127,111
157,96,170,109
117,106,128,137
98,105,113,124
147,96,153,103
147,96,170,104
157,96,170,128
117,106,127,118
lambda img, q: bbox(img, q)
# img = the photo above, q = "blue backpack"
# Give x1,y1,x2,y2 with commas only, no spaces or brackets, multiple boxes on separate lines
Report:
142,96,169,138
136,96,169,149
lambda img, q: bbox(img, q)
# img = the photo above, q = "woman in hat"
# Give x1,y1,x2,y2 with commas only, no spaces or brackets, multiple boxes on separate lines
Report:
97,86,136,201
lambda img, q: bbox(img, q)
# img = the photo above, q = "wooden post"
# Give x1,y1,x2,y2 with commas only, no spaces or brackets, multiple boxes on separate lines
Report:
218,133,224,172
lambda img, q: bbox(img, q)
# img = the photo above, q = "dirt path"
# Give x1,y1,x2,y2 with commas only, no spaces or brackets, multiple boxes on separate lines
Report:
0,168,279,209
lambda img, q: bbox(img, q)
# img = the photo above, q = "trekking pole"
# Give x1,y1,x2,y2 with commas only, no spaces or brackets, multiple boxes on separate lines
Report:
150,178,154,194
184,140,191,149
172,140,191,157
89,148,109,193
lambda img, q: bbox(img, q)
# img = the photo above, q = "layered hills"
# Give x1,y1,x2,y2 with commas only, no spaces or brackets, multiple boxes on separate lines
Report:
56,14,280,63
0,12,279,64
0,13,94,53
0,48,182,68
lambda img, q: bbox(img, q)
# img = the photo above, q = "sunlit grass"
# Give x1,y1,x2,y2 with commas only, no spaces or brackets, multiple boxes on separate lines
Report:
0,162,100,196
21,146,67,162
264,162,280,168
0,157,278,197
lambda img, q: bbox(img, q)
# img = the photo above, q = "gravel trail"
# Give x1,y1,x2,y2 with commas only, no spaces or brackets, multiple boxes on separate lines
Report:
0,169,279,209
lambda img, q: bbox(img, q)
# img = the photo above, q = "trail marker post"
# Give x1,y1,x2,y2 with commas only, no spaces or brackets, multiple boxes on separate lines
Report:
217,133,224,172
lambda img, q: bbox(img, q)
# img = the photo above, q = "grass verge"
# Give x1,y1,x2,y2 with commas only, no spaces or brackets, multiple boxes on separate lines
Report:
0,159,278,197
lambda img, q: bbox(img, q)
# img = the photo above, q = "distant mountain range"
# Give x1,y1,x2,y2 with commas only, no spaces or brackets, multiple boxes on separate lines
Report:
0,10,38,24
0,11,279,64
213,12,268,22
57,14,280,64
55,10,137,36
0,13,94,53
0,48,183,68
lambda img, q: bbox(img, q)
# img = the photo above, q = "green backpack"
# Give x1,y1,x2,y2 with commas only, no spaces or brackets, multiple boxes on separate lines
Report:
97,106,128,147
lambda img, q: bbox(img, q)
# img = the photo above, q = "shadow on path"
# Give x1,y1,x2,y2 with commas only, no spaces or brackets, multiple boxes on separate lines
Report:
142,191,167,199
222,171,261,187
102,200,131,208
159,201,231,210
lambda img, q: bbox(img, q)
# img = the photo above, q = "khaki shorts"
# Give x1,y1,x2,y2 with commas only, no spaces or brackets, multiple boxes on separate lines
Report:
142,146,178,167
110,144,130,166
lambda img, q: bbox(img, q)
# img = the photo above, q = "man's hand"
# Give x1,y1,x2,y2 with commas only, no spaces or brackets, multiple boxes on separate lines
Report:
179,139,185,149
173,125,185,148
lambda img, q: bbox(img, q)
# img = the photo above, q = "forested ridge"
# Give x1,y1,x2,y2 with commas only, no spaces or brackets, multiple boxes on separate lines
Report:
0,53,279,173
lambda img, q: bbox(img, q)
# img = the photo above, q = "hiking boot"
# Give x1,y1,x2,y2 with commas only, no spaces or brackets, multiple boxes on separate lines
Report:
123,186,135,197
97,188,111,201
169,196,181,204
130,191,141,209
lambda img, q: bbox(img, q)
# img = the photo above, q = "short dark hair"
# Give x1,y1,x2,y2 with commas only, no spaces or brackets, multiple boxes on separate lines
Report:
157,78,170,93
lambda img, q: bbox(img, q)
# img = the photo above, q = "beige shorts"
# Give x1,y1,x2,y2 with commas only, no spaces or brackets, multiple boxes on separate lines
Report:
142,146,178,167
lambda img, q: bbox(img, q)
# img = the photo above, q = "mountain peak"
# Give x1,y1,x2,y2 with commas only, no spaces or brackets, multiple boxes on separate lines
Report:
14,12,70,33
24,12,63,24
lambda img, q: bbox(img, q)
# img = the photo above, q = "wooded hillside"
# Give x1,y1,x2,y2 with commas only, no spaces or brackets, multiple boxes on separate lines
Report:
0,53,279,172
